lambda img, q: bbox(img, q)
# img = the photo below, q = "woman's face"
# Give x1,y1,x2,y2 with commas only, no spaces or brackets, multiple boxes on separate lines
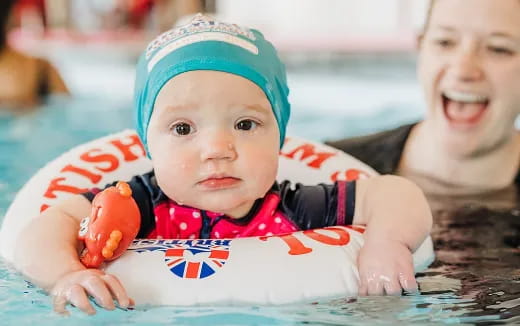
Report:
418,0,520,157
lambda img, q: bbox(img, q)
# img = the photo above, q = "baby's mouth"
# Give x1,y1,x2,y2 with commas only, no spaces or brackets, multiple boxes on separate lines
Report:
197,175,241,189
442,90,489,125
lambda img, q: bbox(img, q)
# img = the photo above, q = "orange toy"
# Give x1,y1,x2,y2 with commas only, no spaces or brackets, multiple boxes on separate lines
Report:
78,181,141,268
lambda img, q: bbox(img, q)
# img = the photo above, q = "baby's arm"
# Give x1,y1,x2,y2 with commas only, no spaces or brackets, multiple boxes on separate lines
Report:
12,195,132,315
353,175,432,295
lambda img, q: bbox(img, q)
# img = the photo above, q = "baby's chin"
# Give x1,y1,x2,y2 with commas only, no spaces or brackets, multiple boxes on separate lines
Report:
193,195,257,218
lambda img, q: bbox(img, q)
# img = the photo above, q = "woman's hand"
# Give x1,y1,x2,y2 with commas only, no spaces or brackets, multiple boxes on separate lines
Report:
51,269,133,315
357,239,418,296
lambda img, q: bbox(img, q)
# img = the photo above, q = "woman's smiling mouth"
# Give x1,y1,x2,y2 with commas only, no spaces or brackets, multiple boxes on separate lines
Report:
442,90,489,127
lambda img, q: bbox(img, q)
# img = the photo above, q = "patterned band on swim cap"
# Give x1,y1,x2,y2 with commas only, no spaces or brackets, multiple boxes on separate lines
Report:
134,14,290,152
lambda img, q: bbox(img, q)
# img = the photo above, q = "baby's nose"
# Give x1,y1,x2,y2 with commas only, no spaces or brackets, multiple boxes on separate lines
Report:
199,130,237,161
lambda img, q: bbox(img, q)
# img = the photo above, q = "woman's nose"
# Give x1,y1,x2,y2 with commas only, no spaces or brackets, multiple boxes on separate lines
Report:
199,130,237,161
449,44,484,82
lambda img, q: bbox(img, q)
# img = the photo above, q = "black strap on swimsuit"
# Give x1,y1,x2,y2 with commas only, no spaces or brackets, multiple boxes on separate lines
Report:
198,196,265,238
199,211,224,239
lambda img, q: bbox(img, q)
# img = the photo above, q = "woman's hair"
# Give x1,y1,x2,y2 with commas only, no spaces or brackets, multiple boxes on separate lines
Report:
422,0,435,33
0,0,16,49
424,0,520,32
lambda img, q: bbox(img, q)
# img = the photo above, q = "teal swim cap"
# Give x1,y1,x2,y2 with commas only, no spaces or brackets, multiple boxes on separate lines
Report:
134,14,290,152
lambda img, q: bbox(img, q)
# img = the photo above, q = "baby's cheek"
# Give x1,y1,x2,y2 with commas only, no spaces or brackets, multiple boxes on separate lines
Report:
251,164,278,197
155,165,192,197
247,175,269,198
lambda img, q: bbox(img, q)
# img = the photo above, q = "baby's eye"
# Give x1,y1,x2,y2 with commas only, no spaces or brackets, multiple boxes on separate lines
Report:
78,224,89,237
80,217,90,228
235,119,258,131
172,122,193,136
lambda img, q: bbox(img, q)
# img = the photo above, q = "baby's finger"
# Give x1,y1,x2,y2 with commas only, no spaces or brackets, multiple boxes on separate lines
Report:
67,284,96,315
398,266,419,294
383,277,402,296
358,275,368,296
83,276,116,311
366,277,384,296
52,293,70,316
101,274,132,308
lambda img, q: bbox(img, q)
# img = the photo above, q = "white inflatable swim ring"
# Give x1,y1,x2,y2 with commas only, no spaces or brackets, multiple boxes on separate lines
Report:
0,129,434,305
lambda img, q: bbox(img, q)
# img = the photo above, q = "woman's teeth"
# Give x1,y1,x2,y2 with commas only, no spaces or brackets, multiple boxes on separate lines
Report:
443,90,488,103
442,90,489,125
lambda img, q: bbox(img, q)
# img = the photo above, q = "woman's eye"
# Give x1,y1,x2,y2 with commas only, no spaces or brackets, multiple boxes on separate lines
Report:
434,38,455,49
172,122,193,136
235,119,258,131
488,46,514,56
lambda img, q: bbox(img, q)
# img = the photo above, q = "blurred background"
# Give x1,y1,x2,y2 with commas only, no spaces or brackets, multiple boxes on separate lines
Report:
4,0,429,138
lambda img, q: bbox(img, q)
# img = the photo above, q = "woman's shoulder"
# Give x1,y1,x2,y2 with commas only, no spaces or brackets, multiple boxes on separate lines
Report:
325,123,417,174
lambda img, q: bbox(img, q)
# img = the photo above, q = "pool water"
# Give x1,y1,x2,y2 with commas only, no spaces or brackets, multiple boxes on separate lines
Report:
0,58,519,325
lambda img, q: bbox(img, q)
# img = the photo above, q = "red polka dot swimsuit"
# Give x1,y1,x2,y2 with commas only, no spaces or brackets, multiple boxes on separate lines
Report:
84,171,356,239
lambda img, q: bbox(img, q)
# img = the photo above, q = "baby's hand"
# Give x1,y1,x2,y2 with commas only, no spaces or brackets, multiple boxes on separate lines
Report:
51,269,133,315
357,240,418,296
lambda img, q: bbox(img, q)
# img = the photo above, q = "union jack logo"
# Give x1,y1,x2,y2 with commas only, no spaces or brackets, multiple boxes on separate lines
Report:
164,243,230,279
129,239,231,279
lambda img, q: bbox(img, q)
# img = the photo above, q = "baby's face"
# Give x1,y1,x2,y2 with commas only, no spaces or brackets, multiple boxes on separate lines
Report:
147,70,280,218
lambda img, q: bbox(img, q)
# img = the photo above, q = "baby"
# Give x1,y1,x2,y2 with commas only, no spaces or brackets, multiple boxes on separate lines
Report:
13,15,432,315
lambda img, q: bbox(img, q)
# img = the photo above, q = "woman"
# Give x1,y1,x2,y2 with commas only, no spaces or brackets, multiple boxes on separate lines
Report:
327,0,520,196
0,0,68,110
